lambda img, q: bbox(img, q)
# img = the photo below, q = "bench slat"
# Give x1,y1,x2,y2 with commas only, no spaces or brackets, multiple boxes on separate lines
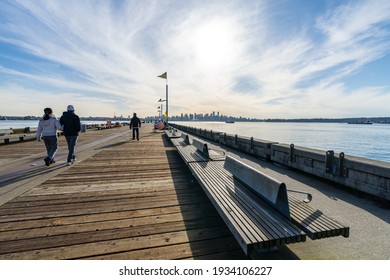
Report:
189,163,259,252
192,162,272,244
170,132,189,146
224,155,290,218
170,138,185,146
176,145,209,163
211,163,305,244
189,161,306,254
289,196,349,239
192,138,225,161
165,129,180,138
289,198,332,239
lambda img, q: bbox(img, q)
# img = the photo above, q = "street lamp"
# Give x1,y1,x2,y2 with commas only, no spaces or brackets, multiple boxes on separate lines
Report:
157,72,168,123
157,105,161,118
158,98,166,120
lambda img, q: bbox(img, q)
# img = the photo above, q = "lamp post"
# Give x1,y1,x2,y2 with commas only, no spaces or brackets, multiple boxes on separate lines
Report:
158,98,166,121
157,72,168,123
157,106,161,118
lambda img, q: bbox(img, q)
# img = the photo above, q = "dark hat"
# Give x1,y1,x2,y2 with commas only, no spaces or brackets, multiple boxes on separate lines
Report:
44,107,53,114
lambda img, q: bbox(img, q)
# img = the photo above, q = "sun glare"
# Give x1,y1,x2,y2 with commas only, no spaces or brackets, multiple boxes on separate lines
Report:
193,19,237,70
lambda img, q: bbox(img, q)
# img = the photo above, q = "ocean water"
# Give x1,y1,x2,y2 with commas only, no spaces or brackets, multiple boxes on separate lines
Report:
174,121,390,162
0,120,107,130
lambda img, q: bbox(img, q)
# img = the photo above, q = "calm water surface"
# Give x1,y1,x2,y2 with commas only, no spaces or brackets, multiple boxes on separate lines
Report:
175,121,390,162
0,120,106,130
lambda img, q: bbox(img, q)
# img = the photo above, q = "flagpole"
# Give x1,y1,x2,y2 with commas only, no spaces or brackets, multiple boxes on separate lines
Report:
158,71,169,124
166,78,168,124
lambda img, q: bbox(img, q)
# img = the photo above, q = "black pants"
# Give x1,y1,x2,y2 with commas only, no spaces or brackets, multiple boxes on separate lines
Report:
132,128,139,140
65,136,78,162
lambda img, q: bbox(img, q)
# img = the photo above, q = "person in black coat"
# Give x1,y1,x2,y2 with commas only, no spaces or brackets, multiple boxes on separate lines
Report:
130,113,141,141
60,105,81,165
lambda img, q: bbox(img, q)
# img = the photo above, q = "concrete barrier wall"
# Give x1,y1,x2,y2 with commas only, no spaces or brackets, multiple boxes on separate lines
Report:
170,123,390,201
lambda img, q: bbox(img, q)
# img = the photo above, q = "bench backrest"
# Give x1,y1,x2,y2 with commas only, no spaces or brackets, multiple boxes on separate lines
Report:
192,138,209,158
181,133,190,145
224,155,290,219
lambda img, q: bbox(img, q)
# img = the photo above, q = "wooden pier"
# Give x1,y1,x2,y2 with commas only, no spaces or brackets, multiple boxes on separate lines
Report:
0,125,247,260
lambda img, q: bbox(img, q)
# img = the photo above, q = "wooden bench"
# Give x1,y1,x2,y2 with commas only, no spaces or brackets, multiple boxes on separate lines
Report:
192,138,225,161
174,134,209,163
225,156,349,240
168,131,349,255
171,133,224,163
165,127,181,138
288,195,349,239
170,132,189,146
189,160,306,254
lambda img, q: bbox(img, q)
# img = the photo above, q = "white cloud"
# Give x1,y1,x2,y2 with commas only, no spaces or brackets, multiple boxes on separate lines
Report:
1,0,390,118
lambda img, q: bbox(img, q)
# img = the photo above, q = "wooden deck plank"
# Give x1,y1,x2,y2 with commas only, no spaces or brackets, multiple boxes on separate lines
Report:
0,204,216,232
0,125,247,259
0,190,210,223
0,209,220,242
2,186,203,209
0,226,233,260
84,236,244,260
0,215,224,255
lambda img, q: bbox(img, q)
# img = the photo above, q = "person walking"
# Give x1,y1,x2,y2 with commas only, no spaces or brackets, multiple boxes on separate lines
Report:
130,113,141,141
36,107,62,166
60,105,81,166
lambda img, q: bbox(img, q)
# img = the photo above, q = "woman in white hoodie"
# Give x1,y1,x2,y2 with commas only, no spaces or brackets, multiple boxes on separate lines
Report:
36,107,62,166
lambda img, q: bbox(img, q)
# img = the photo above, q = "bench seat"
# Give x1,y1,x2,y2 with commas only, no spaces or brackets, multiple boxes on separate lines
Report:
288,195,349,240
171,133,224,163
176,144,209,163
189,161,306,254
170,137,187,147
165,129,181,138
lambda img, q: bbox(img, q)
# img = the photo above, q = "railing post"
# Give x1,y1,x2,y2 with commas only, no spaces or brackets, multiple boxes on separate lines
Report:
325,150,335,174
290,144,295,162
339,152,345,177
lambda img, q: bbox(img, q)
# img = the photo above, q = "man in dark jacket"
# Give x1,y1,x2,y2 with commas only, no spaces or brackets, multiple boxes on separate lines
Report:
130,112,141,141
60,105,81,166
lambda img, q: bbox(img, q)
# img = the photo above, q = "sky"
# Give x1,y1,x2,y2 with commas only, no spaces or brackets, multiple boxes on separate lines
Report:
1,0,390,119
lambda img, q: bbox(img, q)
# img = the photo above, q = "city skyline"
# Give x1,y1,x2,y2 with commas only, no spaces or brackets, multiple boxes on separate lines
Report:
2,110,389,125
1,1,390,119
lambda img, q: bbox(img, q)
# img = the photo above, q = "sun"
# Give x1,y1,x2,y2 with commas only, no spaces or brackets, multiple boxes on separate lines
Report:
192,19,237,70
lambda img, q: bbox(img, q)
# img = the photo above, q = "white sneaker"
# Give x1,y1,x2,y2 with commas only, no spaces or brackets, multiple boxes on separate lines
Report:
66,162,72,166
